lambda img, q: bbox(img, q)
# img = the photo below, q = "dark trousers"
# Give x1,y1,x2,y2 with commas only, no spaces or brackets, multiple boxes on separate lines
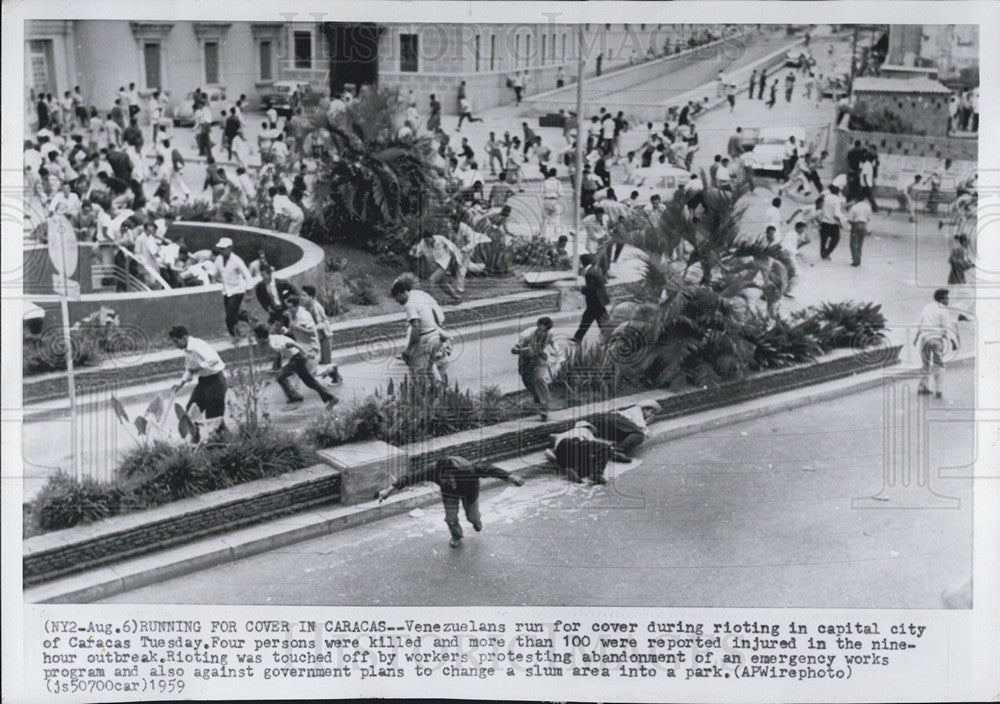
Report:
860,185,878,212
514,87,523,104
849,222,867,265
758,83,765,100
223,293,243,336
520,368,551,413
573,305,612,343
612,241,626,262
749,83,755,99
593,414,645,455
277,355,335,403
819,223,841,259
687,191,704,214
442,486,485,539
187,372,228,419
457,111,481,129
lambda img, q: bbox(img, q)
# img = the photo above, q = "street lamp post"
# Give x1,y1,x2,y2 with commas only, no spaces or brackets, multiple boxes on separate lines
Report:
572,24,586,282
848,25,859,98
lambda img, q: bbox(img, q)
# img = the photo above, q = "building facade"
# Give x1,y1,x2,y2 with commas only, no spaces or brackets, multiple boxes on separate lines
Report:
885,25,979,81
25,19,329,113
25,20,736,116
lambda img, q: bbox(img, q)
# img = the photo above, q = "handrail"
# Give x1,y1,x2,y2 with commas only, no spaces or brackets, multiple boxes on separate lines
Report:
111,245,172,290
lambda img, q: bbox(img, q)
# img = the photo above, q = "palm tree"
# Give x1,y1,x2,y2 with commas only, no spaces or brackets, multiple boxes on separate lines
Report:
607,184,795,386
308,86,445,250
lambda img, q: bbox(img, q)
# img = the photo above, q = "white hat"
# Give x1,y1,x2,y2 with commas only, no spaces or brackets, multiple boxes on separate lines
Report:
637,400,662,413
575,420,596,431
216,237,233,248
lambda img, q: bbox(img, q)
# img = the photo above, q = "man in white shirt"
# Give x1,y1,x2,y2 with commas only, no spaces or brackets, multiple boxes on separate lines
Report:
765,196,783,236
846,197,873,267
253,321,338,408
284,294,321,362
48,182,82,218
213,236,251,336
717,157,733,193
271,185,303,235
542,167,562,220
133,221,163,283
581,206,609,259
169,325,228,439
410,234,464,303
914,288,963,398
391,277,451,388
548,420,615,485
818,185,847,260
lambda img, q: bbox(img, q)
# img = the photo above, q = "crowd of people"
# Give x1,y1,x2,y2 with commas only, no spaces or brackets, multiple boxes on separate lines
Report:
23,83,324,293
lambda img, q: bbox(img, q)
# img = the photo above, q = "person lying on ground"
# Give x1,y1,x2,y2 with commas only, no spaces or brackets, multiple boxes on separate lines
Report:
545,421,616,485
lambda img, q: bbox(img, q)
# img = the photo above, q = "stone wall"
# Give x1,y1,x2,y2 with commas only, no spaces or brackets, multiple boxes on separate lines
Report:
853,90,950,137
22,345,900,587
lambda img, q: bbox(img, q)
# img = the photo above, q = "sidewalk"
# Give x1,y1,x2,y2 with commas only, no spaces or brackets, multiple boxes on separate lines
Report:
31,352,973,605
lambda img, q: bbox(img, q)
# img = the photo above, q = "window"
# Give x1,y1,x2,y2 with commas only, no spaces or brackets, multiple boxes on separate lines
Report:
259,40,273,81
641,24,646,31
551,33,556,61
561,33,567,62
475,34,481,72
28,40,56,95
490,34,496,71
541,34,546,65
515,35,521,68
605,24,611,31
204,41,219,84
526,35,531,66
400,33,418,72
143,43,162,89
293,31,312,69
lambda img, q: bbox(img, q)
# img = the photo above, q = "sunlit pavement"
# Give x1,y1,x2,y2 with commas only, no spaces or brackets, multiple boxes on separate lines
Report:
99,362,973,608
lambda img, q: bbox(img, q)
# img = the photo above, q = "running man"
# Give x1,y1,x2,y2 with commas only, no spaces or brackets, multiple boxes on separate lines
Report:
253,321,339,408
391,277,452,389
168,325,228,441
913,288,966,399
377,455,525,548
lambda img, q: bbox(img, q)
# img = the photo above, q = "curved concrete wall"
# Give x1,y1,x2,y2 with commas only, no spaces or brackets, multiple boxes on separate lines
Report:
32,223,326,341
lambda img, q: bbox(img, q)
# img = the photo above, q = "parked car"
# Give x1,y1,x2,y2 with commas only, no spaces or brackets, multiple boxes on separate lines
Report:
171,87,229,126
821,73,850,100
612,163,691,205
785,48,812,68
744,126,808,176
260,80,321,118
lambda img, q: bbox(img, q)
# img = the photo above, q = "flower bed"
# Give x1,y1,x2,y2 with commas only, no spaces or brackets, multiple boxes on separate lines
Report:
22,341,901,588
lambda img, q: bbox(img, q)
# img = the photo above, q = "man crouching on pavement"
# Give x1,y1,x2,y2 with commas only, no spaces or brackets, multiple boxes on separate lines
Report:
377,455,525,548
591,400,661,463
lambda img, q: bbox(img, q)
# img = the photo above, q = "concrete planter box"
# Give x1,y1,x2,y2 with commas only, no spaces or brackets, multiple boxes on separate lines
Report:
315,441,407,506
22,344,899,588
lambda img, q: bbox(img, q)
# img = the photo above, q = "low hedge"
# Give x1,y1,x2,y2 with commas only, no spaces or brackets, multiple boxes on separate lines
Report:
26,300,887,537
26,424,311,535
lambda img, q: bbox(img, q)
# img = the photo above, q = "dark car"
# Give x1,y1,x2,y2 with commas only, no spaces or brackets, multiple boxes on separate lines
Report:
259,81,321,118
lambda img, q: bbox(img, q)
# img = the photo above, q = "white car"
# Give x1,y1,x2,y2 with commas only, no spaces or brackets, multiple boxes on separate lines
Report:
171,86,229,126
613,164,691,206
785,48,812,68
745,127,808,176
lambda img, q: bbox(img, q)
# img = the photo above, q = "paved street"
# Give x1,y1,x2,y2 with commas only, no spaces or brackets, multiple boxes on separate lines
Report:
99,362,974,608
22,28,981,498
